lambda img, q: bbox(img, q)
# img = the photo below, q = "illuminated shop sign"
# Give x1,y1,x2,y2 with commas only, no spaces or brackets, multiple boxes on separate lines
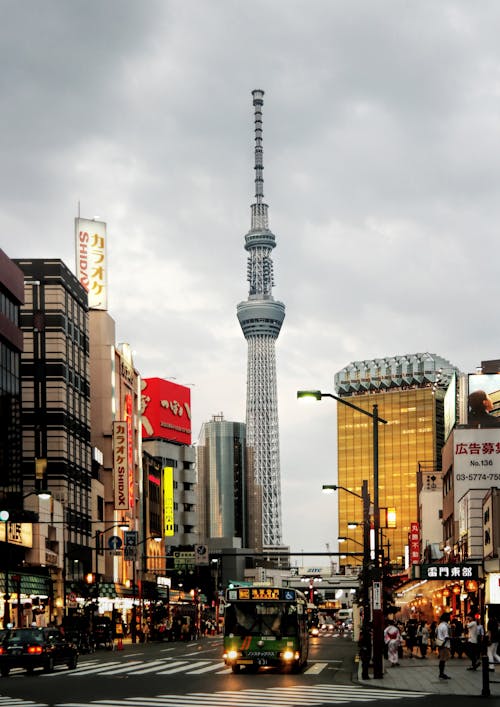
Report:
75,217,107,310
163,466,174,537
414,563,480,580
113,420,129,510
141,378,191,445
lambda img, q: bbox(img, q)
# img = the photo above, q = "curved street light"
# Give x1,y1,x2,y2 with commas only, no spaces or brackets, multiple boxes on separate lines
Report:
298,388,387,680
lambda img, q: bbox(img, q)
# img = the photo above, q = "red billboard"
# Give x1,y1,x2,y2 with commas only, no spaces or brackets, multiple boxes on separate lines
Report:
141,378,191,445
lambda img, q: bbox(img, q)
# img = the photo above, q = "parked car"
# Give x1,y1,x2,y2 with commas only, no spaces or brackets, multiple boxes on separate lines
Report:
0,627,78,676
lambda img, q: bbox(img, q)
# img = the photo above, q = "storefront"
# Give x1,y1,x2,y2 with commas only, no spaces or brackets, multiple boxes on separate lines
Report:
0,571,52,627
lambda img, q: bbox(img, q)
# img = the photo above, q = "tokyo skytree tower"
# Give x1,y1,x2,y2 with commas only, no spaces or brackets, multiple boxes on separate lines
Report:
237,90,285,547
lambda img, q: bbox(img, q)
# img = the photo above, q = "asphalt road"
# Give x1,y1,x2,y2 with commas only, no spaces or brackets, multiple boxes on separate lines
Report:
0,632,493,707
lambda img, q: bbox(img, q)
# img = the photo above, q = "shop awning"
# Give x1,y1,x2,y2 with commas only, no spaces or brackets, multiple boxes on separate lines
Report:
0,572,51,596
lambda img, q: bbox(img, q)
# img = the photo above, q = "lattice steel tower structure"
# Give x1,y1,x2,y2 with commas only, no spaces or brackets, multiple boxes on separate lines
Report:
237,90,285,547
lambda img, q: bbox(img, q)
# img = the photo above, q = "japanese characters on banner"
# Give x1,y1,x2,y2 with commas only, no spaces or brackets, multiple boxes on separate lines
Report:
418,563,480,580
124,394,134,511
75,217,107,310
453,428,500,502
163,466,174,537
141,377,191,445
409,521,420,565
113,421,129,510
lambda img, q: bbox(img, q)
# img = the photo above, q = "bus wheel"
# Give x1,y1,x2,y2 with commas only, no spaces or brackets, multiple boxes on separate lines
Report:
231,665,241,674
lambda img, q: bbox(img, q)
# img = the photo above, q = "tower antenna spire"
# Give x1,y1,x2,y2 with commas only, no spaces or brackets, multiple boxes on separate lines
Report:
251,89,268,231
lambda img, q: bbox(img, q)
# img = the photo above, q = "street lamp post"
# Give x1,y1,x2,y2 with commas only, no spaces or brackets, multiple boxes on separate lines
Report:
299,389,387,679
128,535,162,643
93,518,129,617
323,483,372,637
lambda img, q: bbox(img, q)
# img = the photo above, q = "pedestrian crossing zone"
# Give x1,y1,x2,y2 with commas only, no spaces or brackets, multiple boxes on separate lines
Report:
7,657,337,679
55,684,429,707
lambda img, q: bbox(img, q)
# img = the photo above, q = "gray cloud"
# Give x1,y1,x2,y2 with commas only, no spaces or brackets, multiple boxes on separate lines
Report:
3,0,500,557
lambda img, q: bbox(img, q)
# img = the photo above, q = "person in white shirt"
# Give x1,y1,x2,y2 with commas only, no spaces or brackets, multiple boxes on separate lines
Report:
436,612,452,680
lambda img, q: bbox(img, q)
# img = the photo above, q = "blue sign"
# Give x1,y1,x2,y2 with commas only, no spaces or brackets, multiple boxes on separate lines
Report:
108,535,122,550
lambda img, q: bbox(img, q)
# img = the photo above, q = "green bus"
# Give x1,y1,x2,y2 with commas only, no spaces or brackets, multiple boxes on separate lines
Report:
222,586,309,673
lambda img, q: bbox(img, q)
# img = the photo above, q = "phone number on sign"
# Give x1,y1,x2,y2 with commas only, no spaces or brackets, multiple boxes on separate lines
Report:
456,472,500,481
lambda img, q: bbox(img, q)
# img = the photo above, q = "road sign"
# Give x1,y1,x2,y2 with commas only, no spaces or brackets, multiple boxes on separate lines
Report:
108,535,122,550
195,544,208,565
123,531,138,561
173,551,195,569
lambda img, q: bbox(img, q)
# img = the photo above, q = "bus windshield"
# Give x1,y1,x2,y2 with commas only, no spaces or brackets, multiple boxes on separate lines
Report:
225,601,299,638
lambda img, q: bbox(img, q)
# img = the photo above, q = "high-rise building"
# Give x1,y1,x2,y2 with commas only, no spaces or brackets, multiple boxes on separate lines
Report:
15,258,94,617
237,90,285,548
334,353,458,565
0,250,24,501
141,377,197,549
196,413,262,550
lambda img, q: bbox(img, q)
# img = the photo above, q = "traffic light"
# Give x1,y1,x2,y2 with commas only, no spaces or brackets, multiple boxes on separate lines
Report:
0,510,9,522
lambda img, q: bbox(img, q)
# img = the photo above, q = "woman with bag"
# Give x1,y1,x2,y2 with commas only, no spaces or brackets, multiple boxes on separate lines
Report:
436,612,452,680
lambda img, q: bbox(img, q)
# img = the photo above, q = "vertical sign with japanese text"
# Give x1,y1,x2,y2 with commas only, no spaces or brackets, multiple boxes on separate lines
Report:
409,521,420,564
113,421,129,510
163,466,174,537
125,394,134,511
75,217,107,310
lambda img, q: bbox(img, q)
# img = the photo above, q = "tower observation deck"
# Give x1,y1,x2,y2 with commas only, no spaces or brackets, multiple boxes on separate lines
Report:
237,90,285,547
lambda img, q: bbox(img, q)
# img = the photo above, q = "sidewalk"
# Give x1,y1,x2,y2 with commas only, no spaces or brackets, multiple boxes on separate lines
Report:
358,651,500,697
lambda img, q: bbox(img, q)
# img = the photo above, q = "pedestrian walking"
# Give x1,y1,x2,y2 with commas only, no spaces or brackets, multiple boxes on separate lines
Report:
465,613,480,670
384,621,402,667
417,620,430,659
450,615,464,658
487,614,500,670
436,612,452,680
405,619,418,657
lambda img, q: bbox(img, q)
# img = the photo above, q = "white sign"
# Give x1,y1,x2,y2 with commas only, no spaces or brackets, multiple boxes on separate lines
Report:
113,421,129,511
453,428,500,501
372,581,382,610
75,217,108,310
195,545,208,565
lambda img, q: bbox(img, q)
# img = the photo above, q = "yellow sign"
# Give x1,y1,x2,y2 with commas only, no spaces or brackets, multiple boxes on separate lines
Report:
163,466,174,537
0,522,33,547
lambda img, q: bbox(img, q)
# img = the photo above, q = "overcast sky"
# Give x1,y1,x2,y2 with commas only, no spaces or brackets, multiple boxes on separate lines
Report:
3,1,500,564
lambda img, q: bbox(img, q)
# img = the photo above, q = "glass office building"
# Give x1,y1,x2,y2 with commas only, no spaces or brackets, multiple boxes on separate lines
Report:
334,353,458,566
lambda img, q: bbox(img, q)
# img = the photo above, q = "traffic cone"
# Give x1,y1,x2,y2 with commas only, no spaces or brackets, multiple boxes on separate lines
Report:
117,637,123,651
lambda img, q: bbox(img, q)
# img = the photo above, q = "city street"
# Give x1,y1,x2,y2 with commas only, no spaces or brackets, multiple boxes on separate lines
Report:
0,633,390,707
0,632,497,707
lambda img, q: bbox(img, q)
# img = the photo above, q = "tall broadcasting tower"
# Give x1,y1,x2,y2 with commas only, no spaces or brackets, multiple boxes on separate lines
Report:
237,90,286,547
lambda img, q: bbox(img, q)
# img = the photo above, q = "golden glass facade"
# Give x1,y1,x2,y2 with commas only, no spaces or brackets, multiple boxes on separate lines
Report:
337,387,443,565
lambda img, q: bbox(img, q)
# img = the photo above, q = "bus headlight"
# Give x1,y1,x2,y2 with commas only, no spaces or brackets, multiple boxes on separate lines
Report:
282,649,295,661
225,650,239,661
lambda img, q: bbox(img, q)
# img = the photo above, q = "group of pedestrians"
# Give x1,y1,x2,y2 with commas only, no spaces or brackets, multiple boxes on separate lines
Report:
379,612,500,680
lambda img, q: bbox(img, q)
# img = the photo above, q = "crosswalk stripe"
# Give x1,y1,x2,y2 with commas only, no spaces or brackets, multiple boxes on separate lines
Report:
304,662,328,674
156,660,190,674
185,661,224,674
115,660,172,675
55,683,429,707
